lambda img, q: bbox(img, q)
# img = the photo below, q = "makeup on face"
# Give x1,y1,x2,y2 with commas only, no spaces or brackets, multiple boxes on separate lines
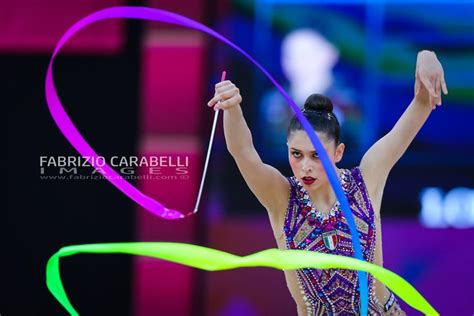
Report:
302,176,316,185
288,131,337,188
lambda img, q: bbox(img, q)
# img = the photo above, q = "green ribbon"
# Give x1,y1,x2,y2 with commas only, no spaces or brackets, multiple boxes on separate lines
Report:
46,242,438,315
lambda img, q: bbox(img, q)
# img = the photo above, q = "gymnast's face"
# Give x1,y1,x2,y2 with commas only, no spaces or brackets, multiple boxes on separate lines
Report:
287,130,344,191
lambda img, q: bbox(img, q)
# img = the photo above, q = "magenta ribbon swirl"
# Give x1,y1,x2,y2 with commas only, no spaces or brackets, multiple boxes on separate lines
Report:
45,7,369,313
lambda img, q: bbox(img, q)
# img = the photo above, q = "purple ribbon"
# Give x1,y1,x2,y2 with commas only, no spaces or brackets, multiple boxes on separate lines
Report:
45,7,368,314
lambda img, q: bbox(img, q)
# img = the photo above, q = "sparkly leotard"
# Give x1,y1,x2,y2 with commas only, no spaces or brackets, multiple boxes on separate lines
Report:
283,167,405,315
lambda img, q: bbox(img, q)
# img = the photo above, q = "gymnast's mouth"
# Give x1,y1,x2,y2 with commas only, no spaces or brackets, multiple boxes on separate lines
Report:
301,177,316,185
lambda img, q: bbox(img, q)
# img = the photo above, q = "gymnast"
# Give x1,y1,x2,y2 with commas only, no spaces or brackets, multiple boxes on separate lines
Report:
207,50,447,315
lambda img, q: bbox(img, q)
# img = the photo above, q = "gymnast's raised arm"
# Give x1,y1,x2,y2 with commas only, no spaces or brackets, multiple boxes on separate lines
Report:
360,50,448,208
207,80,289,212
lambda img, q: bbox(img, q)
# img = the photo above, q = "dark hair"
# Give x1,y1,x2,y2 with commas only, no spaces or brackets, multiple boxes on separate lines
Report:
287,94,341,144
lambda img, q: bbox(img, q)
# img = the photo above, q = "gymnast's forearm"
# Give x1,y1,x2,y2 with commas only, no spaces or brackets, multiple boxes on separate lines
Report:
385,97,432,161
223,105,255,157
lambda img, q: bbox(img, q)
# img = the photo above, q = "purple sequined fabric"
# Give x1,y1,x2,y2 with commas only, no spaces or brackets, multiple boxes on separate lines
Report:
284,167,404,315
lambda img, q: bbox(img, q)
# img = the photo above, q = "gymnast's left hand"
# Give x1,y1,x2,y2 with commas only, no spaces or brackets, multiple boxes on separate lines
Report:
414,50,448,110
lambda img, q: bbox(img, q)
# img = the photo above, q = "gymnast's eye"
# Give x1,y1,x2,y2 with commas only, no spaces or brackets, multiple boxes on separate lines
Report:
313,152,319,158
291,151,302,158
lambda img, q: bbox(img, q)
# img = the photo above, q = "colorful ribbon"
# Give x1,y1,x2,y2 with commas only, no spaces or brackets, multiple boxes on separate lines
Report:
46,6,367,312
46,242,439,316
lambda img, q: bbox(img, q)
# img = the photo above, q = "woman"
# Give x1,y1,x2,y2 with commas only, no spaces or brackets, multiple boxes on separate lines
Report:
207,50,447,315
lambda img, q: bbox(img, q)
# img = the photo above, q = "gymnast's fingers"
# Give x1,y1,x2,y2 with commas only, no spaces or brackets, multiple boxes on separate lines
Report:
435,76,442,106
441,74,448,95
207,96,217,107
216,82,236,95
420,76,437,109
215,80,232,89
215,92,242,110
207,88,229,106
421,75,437,98
216,87,239,103
208,87,238,108
208,82,236,106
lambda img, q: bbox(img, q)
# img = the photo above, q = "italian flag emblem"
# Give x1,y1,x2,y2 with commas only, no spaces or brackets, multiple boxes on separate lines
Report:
322,230,338,250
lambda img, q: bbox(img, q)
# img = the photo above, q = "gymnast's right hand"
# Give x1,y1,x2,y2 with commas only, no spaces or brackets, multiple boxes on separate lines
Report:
207,80,242,111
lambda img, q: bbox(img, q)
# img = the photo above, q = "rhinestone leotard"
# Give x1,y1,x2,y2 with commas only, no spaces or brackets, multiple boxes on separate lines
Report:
283,167,405,315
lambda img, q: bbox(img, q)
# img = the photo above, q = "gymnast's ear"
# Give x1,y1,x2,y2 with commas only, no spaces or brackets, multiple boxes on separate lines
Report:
335,142,345,163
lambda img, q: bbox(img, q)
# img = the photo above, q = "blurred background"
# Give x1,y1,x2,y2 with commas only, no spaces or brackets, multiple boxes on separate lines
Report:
4,0,473,315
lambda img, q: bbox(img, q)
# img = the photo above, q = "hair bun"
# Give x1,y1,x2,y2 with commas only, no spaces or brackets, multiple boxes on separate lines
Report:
303,94,333,113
